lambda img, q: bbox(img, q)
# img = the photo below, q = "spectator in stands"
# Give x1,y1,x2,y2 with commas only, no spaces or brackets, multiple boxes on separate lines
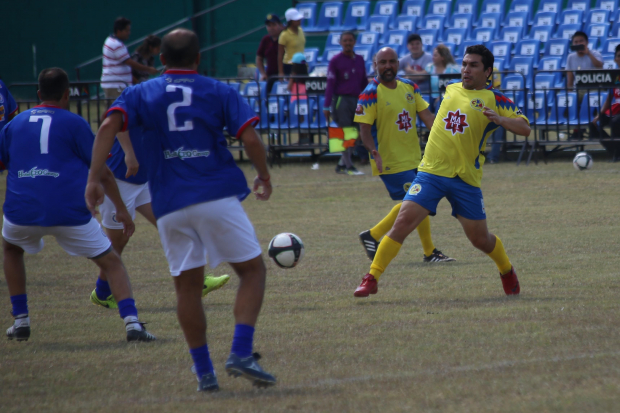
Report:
131,35,161,85
425,44,460,99
101,17,158,100
566,31,603,93
289,53,311,144
399,34,432,93
323,31,368,175
278,9,306,79
257,14,284,93
590,44,620,153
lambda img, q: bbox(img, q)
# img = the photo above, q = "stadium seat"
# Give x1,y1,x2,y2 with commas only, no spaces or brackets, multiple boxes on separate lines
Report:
532,11,557,27
334,1,371,31
587,24,610,41
601,54,617,69
325,32,343,50
504,12,529,36
450,14,474,39
499,27,524,43
423,15,446,37
353,45,374,61
266,97,288,129
304,48,320,71
588,37,602,52
554,24,582,40
477,12,502,30
372,1,399,28
427,0,452,26
444,28,468,46
509,56,534,89
366,61,375,75
287,99,312,128
310,97,329,128
395,15,417,32
227,82,240,93
612,9,620,24
309,64,328,76
586,9,610,26
489,41,512,66
455,57,463,67
241,81,260,98
611,22,620,38
601,38,620,55
536,0,562,23
560,10,583,26
454,0,477,16
529,25,554,43
457,40,480,57
400,0,426,23
543,38,570,67
480,0,505,18
471,27,497,43
440,42,457,56
538,56,562,72
270,81,290,97
298,3,318,32
313,2,344,32
548,91,578,124
501,75,525,107
515,40,541,67
417,29,439,48
595,0,619,19
493,57,505,71
385,30,408,47
509,0,535,25
578,92,608,124
321,46,341,63
526,91,555,124
534,73,556,90
382,42,404,56
367,16,391,42
357,31,380,52
566,0,589,22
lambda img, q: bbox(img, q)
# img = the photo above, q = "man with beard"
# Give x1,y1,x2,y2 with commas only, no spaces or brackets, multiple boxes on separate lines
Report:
354,47,454,292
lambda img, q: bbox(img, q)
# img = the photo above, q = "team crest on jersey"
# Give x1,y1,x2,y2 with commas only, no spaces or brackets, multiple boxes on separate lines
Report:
408,183,421,196
355,104,365,115
443,109,469,135
395,109,413,132
403,182,412,193
470,98,484,111
406,93,414,103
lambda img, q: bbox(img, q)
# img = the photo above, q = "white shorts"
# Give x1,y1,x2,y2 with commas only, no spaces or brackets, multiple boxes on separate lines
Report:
100,179,151,230
157,197,262,276
2,216,112,258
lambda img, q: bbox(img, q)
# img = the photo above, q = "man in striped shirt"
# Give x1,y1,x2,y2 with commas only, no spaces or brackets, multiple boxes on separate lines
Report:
101,17,158,99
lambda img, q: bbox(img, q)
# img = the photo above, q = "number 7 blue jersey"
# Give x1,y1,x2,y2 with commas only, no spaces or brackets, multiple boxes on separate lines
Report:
107,70,259,219
0,105,94,226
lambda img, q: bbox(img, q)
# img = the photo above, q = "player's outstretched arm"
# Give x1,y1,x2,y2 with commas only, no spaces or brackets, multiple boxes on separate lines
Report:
239,126,272,201
418,108,436,130
359,122,383,172
100,166,135,237
482,107,531,137
116,130,139,178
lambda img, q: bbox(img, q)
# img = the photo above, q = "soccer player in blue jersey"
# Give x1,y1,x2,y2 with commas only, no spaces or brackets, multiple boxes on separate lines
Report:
86,29,275,392
0,68,155,342
0,79,18,130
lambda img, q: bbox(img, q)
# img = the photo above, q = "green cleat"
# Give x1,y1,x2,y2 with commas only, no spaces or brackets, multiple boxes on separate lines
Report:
202,274,230,297
90,289,118,309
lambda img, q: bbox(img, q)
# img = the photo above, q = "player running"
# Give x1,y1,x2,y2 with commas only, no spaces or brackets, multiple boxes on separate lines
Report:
356,47,454,265
1,68,155,342
354,45,530,298
86,29,275,392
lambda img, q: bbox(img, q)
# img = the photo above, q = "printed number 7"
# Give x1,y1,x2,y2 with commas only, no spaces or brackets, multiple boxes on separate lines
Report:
166,85,194,132
29,115,52,154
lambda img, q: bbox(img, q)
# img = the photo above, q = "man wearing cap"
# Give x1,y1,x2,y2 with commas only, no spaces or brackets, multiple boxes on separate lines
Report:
257,14,284,94
278,8,306,78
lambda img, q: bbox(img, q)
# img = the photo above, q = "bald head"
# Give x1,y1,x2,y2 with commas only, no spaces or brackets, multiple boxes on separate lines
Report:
375,47,398,84
161,28,200,68
376,47,398,62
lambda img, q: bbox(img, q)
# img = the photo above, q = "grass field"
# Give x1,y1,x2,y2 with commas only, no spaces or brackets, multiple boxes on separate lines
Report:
1,160,620,412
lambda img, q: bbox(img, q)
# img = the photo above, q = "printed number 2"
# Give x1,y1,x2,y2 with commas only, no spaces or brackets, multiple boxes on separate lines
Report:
166,85,194,131
29,115,52,154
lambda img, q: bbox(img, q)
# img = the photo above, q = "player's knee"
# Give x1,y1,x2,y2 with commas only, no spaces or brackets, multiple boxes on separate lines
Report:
3,239,24,255
469,234,492,252
234,255,266,280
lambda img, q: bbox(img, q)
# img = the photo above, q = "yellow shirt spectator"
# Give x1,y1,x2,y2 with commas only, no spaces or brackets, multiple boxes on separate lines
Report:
279,27,306,64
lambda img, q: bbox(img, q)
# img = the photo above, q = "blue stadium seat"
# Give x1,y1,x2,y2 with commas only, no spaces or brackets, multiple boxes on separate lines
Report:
587,24,610,41
418,29,439,48
529,25,554,43
554,24,582,40
566,0,589,23
578,92,608,124
450,14,474,39
499,27,524,43
357,31,380,52
509,56,534,89
470,27,497,43
455,57,463,67
321,47,341,63
537,56,562,72
265,97,288,129
601,38,620,56
372,1,399,28
354,45,374,61
241,81,261,98
454,0,477,16
423,15,446,37
611,22,620,38
489,41,512,66
548,91,578,124
457,40,480,57
314,2,344,32
395,15,417,32
270,81,290,97
287,99,312,129
532,11,557,27
493,57,505,71
543,38,570,67
560,9,583,26
501,75,525,106
526,91,554,124
297,3,318,32
385,30,408,47
595,0,619,19
366,61,375,75
601,54,618,69
515,40,541,67
586,9,611,26
440,42,457,56
383,43,404,56
427,0,452,26
367,16,391,42
480,0,505,19
227,82,240,93
477,12,502,30
334,1,371,31
310,97,329,128
612,9,620,23
588,37,602,52
536,0,562,23
504,12,529,36
509,0,535,25
303,48,320,71
400,0,426,23
444,28,468,46
534,73,556,90
325,32,343,50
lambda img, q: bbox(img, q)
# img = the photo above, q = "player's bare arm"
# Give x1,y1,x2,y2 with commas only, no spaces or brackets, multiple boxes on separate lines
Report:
116,130,139,178
482,106,531,137
417,108,435,130
99,166,135,237
359,122,382,173
239,126,272,201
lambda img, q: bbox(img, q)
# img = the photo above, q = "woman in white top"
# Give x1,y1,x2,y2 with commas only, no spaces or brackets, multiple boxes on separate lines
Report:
425,44,460,99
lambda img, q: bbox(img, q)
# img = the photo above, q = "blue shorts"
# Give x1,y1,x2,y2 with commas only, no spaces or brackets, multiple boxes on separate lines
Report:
379,169,417,201
403,172,487,220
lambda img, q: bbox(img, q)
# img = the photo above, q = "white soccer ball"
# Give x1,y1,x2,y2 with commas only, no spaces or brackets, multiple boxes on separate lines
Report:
268,233,304,268
573,152,593,171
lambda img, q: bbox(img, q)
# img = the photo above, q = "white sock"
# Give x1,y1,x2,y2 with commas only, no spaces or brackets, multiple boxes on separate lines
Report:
123,316,142,332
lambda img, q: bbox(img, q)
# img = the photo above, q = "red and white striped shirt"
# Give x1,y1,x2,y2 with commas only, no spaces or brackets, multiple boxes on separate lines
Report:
101,36,132,89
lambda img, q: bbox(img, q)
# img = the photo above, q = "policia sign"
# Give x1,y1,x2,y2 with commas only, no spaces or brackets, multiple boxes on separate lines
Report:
574,70,620,88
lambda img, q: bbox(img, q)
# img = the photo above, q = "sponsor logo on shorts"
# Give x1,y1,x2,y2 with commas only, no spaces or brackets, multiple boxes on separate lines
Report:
355,104,365,115
408,183,421,195
112,213,118,223
18,167,60,179
470,98,485,111
164,147,211,160
481,198,486,214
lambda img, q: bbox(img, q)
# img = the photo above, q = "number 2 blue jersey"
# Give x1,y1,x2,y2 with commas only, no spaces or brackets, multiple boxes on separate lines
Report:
107,70,259,219
106,126,149,185
0,105,94,226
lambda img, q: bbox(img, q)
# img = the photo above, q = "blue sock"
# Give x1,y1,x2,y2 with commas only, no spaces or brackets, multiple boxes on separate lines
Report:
117,298,138,319
231,324,254,358
190,344,214,379
95,278,112,300
10,294,28,317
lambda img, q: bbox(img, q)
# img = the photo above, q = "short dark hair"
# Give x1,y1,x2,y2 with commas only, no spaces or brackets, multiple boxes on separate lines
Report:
341,31,356,41
464,44,494,74
136,35,162,56
407,33,422,44
161,29,200,67
113,17,131,34
572,31,588,42
38,68,69,101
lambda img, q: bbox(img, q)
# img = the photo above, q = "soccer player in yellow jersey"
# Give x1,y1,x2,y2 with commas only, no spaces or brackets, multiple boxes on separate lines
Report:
355,47,454,266
354,45,531,298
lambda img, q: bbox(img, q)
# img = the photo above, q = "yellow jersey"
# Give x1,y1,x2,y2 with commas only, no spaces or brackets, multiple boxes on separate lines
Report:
278,27,306,64
419,82,529,187
354,77,429,176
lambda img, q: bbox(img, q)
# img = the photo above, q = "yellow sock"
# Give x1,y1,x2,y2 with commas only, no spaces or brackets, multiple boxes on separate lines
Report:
369,203,402,241
416,216,436,257
369,236,402,280
487,235,512,275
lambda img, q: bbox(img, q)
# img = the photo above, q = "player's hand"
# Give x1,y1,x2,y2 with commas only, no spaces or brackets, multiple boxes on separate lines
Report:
253,176,272,201
323,110,331,123
124,153,139,178
114,208,135,237
483,106,503,126
371,150,383,173
85,182,105,217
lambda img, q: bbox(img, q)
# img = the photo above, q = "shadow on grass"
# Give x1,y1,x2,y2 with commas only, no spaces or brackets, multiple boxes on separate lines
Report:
32,338,173,352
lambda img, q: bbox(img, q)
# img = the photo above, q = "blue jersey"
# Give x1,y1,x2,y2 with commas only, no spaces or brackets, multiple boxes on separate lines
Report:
0,105,94,226
106,126,149,184
107,69,258,219
0,80,18,130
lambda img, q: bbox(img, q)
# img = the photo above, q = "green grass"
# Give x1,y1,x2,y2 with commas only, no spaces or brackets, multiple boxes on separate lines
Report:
1,160,620,412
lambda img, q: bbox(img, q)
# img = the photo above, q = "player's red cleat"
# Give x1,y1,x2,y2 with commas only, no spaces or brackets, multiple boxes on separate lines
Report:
354,273,378,297
500,266,520,295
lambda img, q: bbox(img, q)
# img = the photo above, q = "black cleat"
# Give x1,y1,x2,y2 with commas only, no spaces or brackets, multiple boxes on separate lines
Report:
197,372,219,392
359,230,380,261
126,322,156,342
6,324,30,341
225,352,276,388
423,249,456,263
